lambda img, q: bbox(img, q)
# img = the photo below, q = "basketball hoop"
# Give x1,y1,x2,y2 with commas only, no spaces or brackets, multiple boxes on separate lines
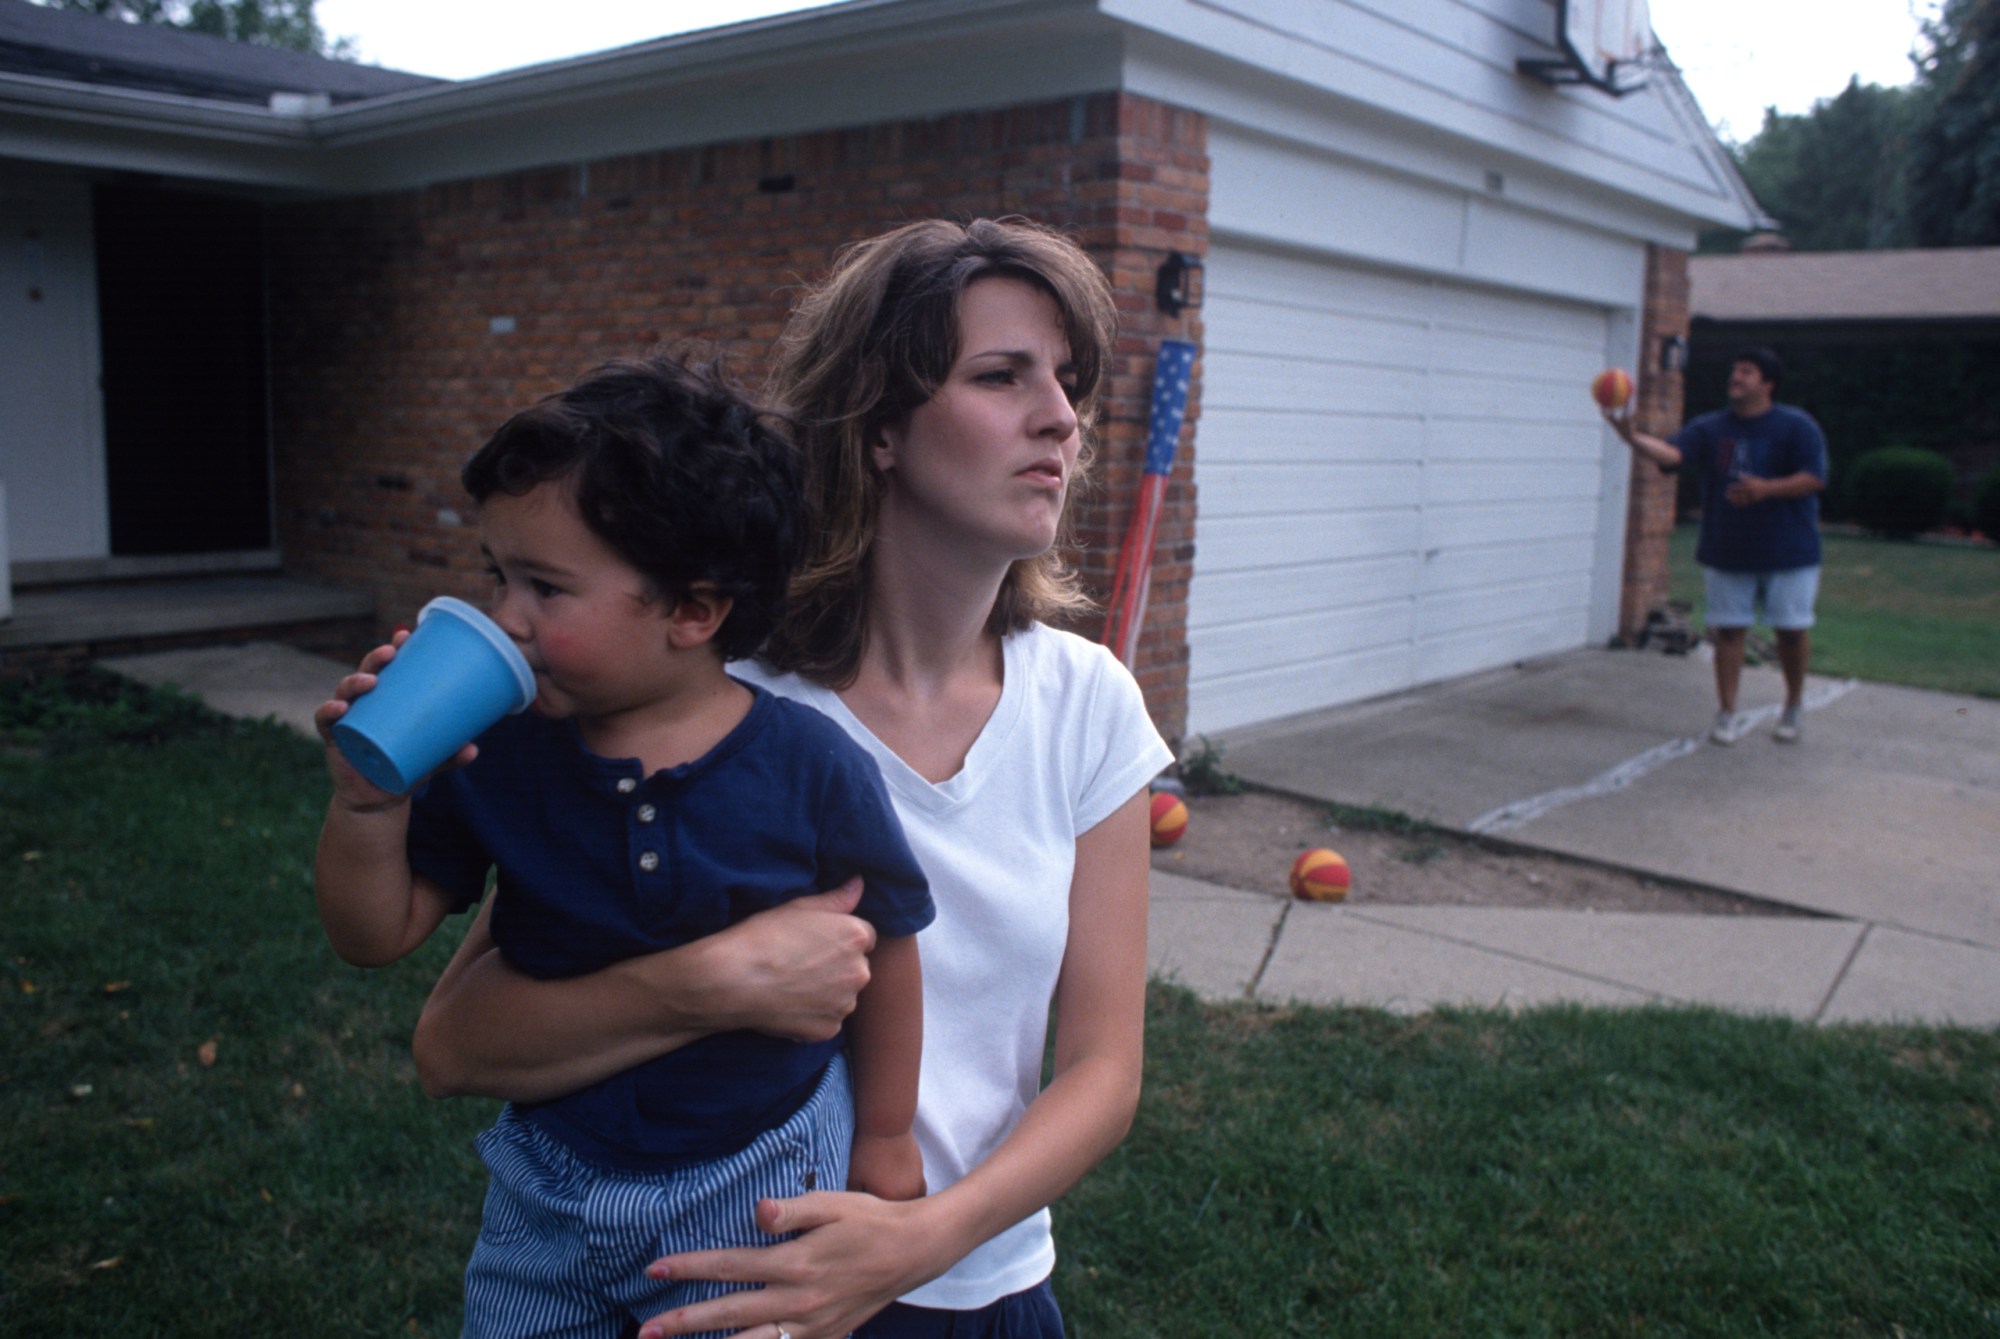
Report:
1518,0,1657,97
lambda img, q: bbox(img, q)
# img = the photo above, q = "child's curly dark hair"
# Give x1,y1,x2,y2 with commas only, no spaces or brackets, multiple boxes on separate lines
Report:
461,353,804,662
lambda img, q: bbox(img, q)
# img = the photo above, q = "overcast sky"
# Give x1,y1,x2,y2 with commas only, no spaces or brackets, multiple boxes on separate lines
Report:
314,0,1936,146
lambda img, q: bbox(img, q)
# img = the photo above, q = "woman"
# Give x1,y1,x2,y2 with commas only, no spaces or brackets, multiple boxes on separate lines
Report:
413,217,1171,1339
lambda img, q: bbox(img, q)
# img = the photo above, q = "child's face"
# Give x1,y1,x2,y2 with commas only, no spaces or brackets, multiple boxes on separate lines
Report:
478,482,678,722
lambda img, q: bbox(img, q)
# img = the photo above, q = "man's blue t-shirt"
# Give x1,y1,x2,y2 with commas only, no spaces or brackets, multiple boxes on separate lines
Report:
1671,403,1828,572
406,686,933,1171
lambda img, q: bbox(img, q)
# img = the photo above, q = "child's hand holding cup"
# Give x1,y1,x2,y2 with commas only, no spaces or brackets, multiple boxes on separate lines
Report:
320,597,536,802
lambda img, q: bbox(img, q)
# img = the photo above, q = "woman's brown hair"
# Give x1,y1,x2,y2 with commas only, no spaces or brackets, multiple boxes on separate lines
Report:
760,217,1119,686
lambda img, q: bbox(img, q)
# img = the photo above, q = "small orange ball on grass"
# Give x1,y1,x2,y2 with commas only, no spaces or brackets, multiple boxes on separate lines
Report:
1290,848,1351,902
1149,791,1188,847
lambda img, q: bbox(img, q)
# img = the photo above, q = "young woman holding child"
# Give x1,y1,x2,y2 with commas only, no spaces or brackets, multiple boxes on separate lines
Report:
412,217,1171,1339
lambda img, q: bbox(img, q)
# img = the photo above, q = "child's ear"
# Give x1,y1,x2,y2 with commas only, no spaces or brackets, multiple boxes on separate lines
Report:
664,583,734,650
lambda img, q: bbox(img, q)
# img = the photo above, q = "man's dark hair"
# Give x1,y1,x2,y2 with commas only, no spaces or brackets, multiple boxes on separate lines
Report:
1730,345,1783,393
461,353,804,662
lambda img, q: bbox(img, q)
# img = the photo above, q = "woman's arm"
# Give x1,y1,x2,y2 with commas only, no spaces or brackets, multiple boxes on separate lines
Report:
412,880,877,1102
636,787,1152,1339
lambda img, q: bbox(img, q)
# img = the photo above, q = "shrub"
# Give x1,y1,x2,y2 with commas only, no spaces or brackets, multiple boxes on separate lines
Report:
1178,735,1244,796
1844,446,1955,538
0,667,223,749
1974,468,2000,544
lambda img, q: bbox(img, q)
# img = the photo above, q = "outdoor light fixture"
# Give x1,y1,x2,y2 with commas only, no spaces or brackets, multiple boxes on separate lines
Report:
1155,251,1203,316
1659,334,1689,373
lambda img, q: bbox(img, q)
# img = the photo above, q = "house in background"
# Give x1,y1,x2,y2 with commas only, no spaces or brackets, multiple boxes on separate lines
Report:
1687,246,2000,514
0,0,436,572
0,0,1761,744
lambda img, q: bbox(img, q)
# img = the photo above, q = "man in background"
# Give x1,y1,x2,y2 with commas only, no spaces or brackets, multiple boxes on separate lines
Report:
1608,347,1828,744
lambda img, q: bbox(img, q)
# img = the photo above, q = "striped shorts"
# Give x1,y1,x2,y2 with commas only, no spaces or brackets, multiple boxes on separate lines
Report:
462,1053,853,1339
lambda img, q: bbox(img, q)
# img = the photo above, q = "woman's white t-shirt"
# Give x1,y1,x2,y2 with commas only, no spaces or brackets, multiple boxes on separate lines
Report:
732,622,1171,1309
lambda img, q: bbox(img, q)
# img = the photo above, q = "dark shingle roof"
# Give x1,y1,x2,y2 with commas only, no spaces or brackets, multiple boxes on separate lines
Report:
0,0,440,105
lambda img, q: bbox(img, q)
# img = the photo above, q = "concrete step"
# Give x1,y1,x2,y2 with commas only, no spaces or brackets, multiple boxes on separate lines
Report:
0,574,374,671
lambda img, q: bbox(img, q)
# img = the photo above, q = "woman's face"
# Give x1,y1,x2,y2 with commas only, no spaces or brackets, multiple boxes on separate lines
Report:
872,276,1082,567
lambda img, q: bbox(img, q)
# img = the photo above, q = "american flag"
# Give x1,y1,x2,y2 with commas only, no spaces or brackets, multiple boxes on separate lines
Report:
1103,339,1196,667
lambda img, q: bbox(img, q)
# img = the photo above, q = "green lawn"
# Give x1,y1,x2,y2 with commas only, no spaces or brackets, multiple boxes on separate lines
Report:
0,676,489,1336
1061,991,2000,1338
1669,527,2000,698
5,675,1997,1336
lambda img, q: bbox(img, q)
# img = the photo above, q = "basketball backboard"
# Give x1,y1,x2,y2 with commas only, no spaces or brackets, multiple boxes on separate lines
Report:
1520,0,1655,95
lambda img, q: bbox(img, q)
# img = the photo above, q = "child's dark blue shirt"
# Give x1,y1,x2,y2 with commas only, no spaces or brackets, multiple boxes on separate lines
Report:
405,686,932,1171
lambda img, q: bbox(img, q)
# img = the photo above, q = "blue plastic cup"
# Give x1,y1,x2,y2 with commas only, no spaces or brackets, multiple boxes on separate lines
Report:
331,596,536,794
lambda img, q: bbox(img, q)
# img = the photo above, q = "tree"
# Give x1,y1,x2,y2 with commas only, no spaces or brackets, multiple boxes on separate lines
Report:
1704,0,2000,253
34,0,354,59
1711,78,1921,253
1905,0,2000,246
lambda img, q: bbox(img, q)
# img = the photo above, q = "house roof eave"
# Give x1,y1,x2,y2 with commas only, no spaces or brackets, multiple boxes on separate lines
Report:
3,0,1123,193
0,69,326,187
314,0,1108,145
1649,56,1773,234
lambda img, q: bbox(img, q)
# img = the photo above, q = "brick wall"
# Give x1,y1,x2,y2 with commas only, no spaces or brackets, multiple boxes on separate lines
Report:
267,91,1207,745
1617,243,1690,640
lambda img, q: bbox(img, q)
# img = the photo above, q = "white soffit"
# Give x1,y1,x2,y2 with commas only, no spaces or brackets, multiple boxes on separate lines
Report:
1107,0,1761,238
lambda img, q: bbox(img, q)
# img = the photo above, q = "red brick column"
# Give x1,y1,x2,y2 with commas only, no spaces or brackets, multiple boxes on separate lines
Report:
1062,95,1208,747
1618,243,1690,640
268,91,1208,742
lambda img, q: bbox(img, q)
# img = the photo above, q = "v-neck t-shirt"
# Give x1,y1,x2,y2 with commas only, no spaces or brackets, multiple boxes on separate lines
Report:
732,622,1171,1308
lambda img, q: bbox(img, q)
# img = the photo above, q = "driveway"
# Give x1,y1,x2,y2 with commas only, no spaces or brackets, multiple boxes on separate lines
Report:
1213,648,2000,946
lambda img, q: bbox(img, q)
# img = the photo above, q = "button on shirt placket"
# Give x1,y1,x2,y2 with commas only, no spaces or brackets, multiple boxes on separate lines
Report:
623,776,664,878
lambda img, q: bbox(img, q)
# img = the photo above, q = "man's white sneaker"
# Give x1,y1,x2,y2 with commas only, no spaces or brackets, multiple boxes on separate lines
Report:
1709,710,1747,745
1774,706,1803,743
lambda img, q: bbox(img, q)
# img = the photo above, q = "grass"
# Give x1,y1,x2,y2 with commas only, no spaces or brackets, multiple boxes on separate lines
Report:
5,674,1998,1336
1320,802,1447,866
1669,527,2000,698
1060,990,2000,1338
0,672,491,1336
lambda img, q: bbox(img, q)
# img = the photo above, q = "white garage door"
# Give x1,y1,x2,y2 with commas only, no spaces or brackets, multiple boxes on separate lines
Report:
1187,243,1613,735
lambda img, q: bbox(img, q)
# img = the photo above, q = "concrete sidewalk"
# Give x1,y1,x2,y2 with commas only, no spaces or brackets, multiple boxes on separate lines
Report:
1183,648,2000,1027
101,641,2000,1027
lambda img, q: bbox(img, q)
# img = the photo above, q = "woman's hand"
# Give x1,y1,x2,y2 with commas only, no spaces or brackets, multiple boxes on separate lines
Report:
414,880,876,1102
680,879,878,1042
637,1191,954,1339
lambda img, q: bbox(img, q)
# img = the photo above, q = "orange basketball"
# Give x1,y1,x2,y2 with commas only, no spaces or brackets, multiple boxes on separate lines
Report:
1290,848,1351,902
1591,368,1634,409
1149,791,1188,847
